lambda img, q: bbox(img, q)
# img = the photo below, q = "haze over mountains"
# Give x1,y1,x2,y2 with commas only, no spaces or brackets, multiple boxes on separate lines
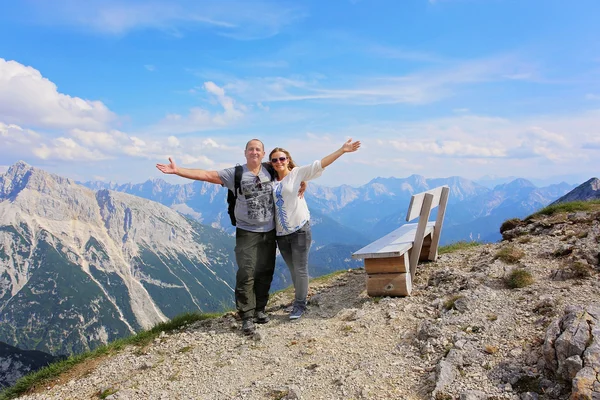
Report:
83,173,577,245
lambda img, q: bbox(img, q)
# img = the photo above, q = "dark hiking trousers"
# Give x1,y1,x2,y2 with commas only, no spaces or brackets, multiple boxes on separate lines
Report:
234,228,276,320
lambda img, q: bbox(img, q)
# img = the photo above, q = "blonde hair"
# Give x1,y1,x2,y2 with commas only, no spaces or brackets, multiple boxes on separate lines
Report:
269,147,297,171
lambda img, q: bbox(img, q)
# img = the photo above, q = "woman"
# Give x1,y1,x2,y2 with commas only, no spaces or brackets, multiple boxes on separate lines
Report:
269,138,361,319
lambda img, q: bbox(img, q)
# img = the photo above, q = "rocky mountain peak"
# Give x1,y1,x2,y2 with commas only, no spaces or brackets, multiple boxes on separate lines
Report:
494,177,536,191
552,177,600,204
0,161,77,201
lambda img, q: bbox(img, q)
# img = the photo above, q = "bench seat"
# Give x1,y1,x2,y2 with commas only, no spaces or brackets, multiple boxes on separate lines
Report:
352,221,435,260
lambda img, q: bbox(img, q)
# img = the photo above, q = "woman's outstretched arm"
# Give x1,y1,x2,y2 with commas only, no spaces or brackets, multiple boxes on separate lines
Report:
156,157,222,184
321,139,361,168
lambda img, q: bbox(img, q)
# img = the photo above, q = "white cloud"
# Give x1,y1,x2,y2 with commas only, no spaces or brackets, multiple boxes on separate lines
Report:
25,0,306,40
223,55,537,106
144,64,156,71
586,93,600,100
389,139,506,158
167,136,180,147
0,59,115,130
0,122,41,145
154,81,244,133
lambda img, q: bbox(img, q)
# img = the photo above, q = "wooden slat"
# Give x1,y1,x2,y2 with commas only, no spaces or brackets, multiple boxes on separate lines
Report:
352,222,435,259
409,193,433,279
366,273,412,296
428,186,450,261
406,186,447,222
364,253,409,274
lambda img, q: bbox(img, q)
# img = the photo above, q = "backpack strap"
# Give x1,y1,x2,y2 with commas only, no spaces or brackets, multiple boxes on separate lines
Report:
262,162,276,181
233,165,243,198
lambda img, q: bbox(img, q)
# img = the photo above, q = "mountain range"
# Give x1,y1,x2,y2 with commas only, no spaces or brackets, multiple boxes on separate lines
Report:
83,173,577,245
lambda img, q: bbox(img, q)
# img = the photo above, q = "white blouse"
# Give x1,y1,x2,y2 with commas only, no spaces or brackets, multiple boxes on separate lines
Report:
272,160,324,236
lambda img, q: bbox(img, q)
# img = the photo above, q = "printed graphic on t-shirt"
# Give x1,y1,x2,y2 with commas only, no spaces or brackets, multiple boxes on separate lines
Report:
274,182,289,231
241,176,274,220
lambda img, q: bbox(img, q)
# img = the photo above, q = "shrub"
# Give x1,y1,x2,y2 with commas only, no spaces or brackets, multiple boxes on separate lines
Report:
495,245,525,264
570,261,593,278
506,269,534,288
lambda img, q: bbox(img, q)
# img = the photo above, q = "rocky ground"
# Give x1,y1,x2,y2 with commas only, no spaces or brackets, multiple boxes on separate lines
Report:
16,210,600,400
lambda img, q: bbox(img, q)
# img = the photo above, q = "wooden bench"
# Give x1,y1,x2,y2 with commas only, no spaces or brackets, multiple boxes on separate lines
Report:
352,186,450,296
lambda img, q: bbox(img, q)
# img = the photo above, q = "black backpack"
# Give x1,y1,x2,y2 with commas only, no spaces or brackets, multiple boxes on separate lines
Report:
227,162,275,226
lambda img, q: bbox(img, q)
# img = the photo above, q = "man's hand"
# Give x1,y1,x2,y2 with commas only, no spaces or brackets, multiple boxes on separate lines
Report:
298,181,307,198
156,157,178,175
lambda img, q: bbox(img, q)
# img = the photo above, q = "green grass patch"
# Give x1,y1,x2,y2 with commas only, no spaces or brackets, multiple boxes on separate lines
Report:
99,387,118,399
0,312,218,400
495,245,525,264
438,241,482,255
505,269,534,289
443,294,464,311
528,200,600,219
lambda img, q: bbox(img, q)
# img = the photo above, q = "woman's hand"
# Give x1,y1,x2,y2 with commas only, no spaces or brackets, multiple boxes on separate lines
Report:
156,157,178,174
341,138,361,153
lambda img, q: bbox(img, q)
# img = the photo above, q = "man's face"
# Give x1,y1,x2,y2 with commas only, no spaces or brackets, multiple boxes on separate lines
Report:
245,140,265,163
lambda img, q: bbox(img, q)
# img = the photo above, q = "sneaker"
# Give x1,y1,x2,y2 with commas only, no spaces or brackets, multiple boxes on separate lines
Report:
242,319,255,335
254,310,270,324
289,305,305,320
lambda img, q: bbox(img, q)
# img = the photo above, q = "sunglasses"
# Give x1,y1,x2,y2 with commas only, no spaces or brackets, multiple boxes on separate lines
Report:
271,156,288,163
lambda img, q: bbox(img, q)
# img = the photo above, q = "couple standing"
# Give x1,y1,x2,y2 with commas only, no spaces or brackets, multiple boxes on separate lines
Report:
156,138,361,335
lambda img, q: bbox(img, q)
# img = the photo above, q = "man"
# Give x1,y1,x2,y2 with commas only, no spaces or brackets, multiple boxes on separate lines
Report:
156,139,276,335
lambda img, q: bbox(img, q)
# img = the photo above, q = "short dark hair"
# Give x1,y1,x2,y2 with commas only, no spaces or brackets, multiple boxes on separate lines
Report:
245,139,264,151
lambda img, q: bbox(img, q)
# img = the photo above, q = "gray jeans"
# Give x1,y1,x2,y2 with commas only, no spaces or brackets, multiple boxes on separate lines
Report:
276,222,312,307
234,228,276,320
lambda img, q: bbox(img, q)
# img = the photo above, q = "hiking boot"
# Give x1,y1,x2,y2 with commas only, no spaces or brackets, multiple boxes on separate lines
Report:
242,319,255,335
289,305,305,320
254,310,270,324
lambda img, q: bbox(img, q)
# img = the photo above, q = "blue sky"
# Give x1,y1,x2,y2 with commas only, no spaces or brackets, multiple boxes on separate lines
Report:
0,0,599,187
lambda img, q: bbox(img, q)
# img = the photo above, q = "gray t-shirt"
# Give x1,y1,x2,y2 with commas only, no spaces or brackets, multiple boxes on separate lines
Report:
218,164,275,232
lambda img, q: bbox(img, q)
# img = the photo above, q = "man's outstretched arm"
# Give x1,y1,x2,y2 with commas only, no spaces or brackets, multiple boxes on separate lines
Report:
156,157,222,185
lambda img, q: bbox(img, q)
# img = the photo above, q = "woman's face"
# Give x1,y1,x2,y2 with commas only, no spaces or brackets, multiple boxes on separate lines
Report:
270,151,289,173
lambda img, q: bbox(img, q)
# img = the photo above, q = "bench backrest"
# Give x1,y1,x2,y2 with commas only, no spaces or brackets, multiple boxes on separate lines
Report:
406,186,447,222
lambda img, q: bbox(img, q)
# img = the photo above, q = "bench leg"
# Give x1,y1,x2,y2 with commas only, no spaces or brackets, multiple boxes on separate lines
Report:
419,234,432,262
366,272,412,297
